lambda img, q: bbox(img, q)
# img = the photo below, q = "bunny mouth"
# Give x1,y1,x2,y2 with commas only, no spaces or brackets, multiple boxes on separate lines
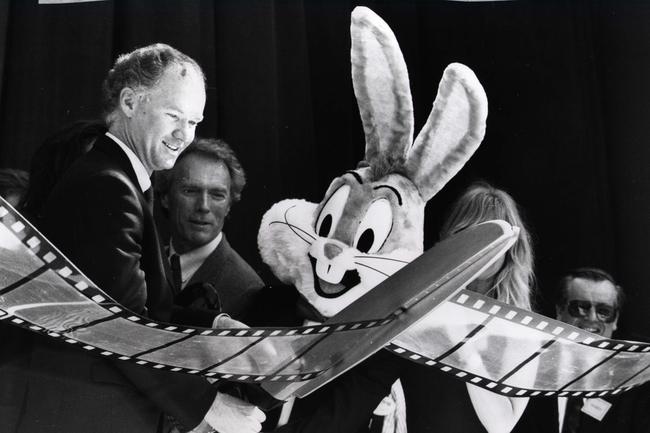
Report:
310,256,361,298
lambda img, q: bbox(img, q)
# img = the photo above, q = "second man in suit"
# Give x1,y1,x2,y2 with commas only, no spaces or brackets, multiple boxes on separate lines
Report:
512,267,649,433
159,137,264,322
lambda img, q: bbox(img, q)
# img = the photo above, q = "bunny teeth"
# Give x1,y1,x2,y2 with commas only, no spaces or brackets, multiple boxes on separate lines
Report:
315,259,345,284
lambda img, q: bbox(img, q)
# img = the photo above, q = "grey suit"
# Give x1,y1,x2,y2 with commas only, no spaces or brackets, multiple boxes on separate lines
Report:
182,235,264,320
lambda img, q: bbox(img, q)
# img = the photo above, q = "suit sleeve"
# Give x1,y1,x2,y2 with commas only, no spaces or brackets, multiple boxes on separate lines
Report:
46,173,217,430
68,172,150,312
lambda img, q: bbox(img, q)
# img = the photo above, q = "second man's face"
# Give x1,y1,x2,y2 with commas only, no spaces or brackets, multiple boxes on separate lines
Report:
165,153,232,254
556,277,619,338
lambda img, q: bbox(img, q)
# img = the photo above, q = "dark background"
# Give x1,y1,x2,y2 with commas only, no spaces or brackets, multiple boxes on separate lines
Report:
0,0,648,341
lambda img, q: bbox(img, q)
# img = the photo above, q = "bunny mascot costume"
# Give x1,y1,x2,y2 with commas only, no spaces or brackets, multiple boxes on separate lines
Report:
256,6,489,432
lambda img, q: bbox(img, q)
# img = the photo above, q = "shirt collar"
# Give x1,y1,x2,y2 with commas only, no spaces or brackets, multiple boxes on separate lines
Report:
105,132,152,192
169,232,223,288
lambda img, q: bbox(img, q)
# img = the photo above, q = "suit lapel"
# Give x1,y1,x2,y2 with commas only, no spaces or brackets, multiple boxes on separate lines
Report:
186,235,230,288
96,136,177,300
93,136,142,189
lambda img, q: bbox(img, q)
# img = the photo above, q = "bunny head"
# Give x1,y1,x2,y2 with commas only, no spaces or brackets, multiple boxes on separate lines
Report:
258,7,488,319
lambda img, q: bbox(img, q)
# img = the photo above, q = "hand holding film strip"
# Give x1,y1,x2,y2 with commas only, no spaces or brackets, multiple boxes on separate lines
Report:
0,196,648,401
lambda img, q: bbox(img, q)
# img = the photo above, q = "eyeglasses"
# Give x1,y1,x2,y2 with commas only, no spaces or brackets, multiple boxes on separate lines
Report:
566,300,618,323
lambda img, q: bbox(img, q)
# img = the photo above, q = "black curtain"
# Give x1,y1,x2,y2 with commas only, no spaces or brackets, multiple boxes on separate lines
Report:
0,0,648,341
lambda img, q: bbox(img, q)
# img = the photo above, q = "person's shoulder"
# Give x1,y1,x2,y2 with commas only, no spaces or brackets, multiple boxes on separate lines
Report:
58,161,139,201
44,149,142,219
65,142,140,191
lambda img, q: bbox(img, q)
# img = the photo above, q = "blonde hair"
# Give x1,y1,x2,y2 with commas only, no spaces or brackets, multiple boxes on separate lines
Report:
440,181,534,310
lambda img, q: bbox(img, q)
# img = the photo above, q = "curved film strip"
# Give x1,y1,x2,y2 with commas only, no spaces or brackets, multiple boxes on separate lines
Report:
390,289,650,397
0,199,389,384
1,196,648,400
0,196,515,397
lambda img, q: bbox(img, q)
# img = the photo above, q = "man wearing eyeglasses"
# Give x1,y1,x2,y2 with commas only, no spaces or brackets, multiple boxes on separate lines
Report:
555,268,621,339
512,267,649,433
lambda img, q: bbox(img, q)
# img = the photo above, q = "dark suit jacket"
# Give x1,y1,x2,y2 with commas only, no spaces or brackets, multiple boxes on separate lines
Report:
184,235,264,320
11,136,218,433
512,383,650,433
275,349,401,433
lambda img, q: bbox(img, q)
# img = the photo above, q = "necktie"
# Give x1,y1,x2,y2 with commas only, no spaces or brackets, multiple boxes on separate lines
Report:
169,254,183,292
143,187,154,213
562,397,583,433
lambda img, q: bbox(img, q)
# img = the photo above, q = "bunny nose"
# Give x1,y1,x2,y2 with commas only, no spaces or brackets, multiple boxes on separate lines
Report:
324,243,343,260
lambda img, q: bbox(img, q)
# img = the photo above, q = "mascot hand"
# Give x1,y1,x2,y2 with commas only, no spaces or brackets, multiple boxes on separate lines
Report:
204,392,266,433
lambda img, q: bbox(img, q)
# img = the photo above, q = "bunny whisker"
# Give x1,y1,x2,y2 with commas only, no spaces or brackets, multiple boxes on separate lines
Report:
268,220,315,245
354,255,410,264
284,205,316,241
354,262,391,277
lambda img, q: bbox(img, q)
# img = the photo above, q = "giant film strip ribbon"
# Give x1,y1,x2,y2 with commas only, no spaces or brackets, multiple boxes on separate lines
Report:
389,289,650,399
1,196,648,400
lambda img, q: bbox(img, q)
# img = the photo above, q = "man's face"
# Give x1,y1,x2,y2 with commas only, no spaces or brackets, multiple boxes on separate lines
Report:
126,64,206,173
556,277,619,337
163,154,232,254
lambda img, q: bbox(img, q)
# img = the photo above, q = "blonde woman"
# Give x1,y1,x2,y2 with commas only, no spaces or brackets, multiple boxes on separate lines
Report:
398,181,536,433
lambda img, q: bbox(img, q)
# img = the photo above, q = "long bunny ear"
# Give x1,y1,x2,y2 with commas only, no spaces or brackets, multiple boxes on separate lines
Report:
351,6,414,166
405,63,488,202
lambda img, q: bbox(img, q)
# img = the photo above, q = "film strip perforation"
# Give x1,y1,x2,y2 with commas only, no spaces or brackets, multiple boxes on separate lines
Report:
0,273,336,383
451,291,650,353
2,199,649,392
387,342,639,397
10,220,26,234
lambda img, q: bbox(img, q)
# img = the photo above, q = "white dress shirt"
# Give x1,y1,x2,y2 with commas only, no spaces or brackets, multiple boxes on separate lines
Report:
169,232,223,290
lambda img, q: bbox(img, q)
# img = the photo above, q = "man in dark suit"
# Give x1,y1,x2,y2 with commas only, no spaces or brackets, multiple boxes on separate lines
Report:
9,44,264,433
159,137,264,321
512,268,650,433
158,137,272,431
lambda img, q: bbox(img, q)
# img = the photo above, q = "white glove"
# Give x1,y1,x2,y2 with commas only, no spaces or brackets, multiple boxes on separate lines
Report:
188,419,215,433
204,391,266,433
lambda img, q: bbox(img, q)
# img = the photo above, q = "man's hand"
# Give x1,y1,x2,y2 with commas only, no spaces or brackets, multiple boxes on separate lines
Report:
203,392,266,433
212,313,248,329
211,314,279,371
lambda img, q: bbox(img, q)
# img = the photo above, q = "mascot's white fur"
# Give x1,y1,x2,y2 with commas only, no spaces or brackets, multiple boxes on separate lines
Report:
258,6,488,319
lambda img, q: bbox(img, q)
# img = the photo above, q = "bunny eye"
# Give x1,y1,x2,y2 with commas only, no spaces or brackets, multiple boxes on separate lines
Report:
316,185,350,238
354,199,393,254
